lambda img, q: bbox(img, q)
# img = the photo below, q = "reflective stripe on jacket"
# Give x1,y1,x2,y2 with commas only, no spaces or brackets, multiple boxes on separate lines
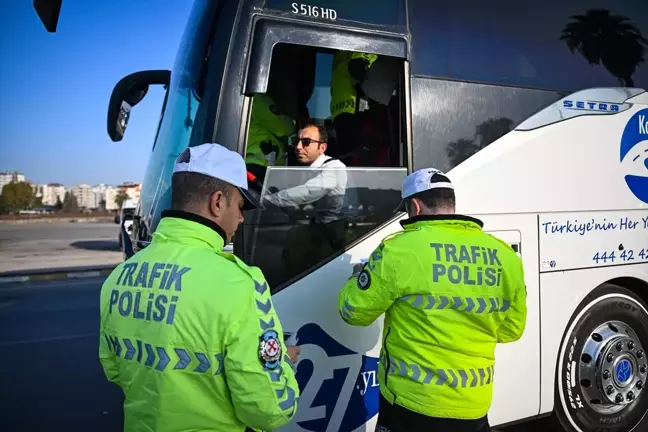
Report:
338,215,527,420
99,210,299,431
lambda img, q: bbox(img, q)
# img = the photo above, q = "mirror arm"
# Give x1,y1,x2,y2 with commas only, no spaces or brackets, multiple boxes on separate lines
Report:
107,70,171,142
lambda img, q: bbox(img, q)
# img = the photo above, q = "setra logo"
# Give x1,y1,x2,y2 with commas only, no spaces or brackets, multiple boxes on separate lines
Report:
291,323,380,432
620,108,648,203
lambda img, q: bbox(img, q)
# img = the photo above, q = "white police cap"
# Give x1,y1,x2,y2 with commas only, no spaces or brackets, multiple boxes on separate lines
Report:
173,143,264,211
394,168,454,212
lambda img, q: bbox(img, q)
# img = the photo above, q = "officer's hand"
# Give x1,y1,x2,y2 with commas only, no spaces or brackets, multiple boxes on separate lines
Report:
287,345,301,363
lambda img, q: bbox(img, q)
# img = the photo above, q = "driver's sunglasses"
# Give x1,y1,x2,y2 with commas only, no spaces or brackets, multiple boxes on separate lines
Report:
291,137,324,147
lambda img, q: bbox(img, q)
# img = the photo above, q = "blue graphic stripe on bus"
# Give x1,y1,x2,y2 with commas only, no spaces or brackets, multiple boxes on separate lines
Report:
400,294,509,313
104,334,224,375
620,108,647,203
387,355,494,388
293,323,378,432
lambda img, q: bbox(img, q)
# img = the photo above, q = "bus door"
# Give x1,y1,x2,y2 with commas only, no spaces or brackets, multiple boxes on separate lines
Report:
236,17,410,432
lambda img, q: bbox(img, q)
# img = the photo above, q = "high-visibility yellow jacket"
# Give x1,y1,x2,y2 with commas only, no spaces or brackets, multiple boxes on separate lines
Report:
338,215,527,420
99,210,299,431
330,51,378,119
246,93,295,167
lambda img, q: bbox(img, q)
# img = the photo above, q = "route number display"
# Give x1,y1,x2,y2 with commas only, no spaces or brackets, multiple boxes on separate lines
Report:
291,3,338,21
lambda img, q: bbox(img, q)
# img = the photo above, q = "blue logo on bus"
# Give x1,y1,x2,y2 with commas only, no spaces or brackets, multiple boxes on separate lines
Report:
620,108,648,203
563,100,621,112
293,323,380,432
615,359,632,384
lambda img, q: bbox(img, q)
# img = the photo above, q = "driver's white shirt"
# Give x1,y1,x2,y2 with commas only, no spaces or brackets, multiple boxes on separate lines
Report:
264,153,347,223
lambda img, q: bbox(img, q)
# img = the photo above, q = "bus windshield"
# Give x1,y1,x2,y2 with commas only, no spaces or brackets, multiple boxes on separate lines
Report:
138,0,222,232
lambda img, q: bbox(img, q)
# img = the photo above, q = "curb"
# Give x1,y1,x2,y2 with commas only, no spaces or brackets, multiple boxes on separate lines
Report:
0,264,118,285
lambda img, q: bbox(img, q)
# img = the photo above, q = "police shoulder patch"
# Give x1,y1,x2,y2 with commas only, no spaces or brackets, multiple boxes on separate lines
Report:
259,329,282,370
357,269,371,290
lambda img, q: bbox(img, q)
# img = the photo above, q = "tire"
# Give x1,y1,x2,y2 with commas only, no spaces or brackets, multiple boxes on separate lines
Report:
555,283,648,432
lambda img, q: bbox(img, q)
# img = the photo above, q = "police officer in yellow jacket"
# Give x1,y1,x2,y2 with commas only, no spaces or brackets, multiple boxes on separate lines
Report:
330,50,378,157
246,93,296,183
338,168,527,432
99,143,300,432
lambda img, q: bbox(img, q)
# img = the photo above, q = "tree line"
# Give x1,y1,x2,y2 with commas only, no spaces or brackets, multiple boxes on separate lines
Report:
0,182,130,214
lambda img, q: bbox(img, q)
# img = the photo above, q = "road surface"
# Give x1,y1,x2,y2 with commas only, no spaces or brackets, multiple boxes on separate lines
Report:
0,278,562,432
0,222,122,273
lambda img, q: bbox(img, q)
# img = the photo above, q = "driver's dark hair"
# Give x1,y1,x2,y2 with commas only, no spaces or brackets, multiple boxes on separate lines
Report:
301,122,328,144
171,171,232,211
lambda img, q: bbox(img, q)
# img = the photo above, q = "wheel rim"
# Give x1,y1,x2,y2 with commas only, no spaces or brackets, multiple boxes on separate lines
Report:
579,320,647,414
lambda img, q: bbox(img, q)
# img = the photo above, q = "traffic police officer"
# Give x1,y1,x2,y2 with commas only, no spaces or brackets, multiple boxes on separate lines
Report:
330,50,378,157
99,143,300,432
246,93,296,183
338,168,527,432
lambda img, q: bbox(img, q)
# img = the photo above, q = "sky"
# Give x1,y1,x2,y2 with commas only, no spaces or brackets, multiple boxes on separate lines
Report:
0,0,193,188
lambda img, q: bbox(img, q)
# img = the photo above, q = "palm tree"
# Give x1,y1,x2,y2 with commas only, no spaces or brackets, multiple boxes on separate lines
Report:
445,117,514,167
446,138,479,167
560,9,648,87
475,118,514,150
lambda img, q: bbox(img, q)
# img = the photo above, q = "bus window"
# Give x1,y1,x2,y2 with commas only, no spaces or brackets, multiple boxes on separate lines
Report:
407,0,648,172
240,42,407,290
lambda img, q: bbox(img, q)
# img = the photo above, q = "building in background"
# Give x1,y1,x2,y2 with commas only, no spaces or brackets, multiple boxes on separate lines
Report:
36,183,66,206
92,184,110,211
0,171,25,192
71,184,97,210
104,186,120,211
117,182,141,201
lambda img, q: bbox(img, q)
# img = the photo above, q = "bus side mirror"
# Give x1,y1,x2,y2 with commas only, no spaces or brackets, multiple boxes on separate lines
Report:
107,70,171,142
34,0,63,33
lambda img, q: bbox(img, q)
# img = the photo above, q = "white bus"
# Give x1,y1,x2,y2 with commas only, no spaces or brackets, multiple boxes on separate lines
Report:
37,0,648,430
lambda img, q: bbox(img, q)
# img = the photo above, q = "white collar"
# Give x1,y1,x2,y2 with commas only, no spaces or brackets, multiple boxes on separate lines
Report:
310,153,332,168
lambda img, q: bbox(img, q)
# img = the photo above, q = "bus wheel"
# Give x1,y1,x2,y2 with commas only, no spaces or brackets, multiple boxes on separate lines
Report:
555,284,648,432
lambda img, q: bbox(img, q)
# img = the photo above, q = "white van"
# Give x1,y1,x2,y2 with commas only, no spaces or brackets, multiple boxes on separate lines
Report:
116,199,137,252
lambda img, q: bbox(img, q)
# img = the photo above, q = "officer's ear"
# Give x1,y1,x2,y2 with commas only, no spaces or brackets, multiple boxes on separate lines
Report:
407,198,422,217
208,190,227,216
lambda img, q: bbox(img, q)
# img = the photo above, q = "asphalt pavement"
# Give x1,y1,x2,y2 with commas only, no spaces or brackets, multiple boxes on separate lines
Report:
0,278,561,432
0,222,123,273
